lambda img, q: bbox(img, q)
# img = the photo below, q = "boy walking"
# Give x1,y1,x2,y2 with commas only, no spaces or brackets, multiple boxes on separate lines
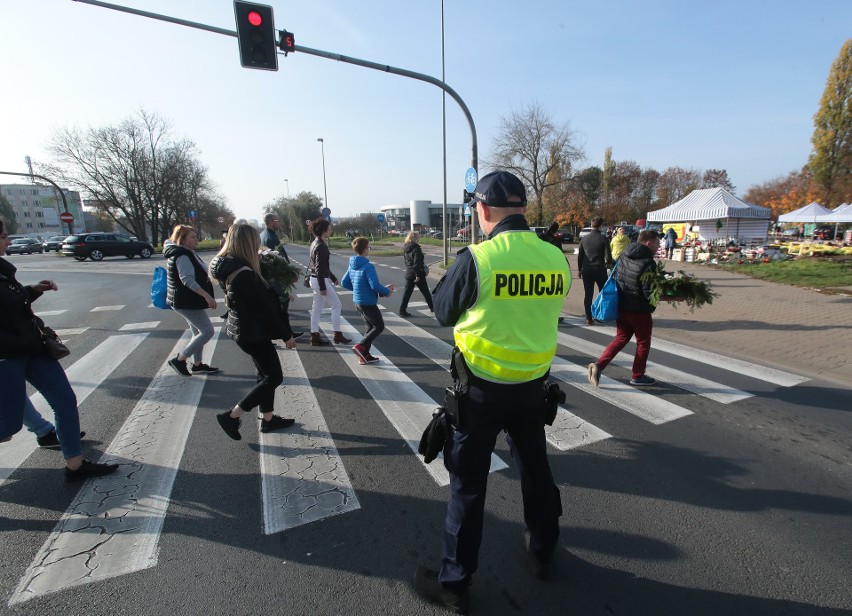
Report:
341,237,394,364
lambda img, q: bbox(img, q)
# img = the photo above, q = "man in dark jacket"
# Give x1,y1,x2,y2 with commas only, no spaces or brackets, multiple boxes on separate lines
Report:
577,216,613,325
587,229,661,387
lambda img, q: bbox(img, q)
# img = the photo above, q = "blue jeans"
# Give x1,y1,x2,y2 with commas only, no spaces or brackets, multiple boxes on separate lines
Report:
0,355,82,460
23,398,54,438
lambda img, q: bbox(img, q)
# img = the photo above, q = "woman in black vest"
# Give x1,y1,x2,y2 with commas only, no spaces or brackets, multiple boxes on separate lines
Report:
163,225,218,376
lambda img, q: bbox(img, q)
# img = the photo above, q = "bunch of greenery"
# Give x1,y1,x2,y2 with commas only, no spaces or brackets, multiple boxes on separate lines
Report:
641,262,717,311
259,246,302,295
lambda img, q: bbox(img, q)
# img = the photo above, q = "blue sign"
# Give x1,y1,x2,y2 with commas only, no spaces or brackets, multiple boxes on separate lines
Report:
188,210,196,218
321,207,331,217
376,213,386,223
463,204,471,217
464,167,477,193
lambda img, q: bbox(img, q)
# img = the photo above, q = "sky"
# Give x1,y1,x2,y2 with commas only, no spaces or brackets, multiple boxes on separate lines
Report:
1,0,850,222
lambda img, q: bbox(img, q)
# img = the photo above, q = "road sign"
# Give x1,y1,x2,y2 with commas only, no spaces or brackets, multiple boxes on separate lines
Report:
188,210,196,219
217,216,225,223
463,204,471,217
322,207,331,217
464,167,477,193
376,214,385,223
60,212,74,223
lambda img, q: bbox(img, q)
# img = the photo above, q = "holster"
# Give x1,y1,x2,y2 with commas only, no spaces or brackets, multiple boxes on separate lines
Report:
542,380,566,426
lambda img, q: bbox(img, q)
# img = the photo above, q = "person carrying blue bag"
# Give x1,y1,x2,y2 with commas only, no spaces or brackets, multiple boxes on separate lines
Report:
588,229,661,387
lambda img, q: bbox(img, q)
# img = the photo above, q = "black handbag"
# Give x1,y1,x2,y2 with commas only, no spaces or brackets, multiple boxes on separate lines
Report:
40,326,70,360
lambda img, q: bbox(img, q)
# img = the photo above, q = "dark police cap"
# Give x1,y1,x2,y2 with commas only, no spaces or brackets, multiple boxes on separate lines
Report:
474,171,528,207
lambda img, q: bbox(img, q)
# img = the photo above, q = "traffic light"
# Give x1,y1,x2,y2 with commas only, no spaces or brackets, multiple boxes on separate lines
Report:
279,30,295,54
234,1,278,71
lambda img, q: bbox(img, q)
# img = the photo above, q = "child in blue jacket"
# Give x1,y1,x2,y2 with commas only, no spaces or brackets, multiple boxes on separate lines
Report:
341,237,395,364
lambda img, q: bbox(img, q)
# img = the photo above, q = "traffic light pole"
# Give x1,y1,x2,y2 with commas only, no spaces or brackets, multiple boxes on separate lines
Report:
0,170,72,234
72,0,480,264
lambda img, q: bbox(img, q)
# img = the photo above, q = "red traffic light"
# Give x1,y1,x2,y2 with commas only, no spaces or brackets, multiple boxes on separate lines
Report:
247,10,262,26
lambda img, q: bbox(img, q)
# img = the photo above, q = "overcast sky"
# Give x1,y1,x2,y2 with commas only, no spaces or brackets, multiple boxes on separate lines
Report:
1,0,850,221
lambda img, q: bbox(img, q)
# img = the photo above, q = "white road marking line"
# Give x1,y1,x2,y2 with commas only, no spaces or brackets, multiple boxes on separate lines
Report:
54,328,89,337
0,333,149,488
556,331,752,404
9,329,221,605
33,310,66,317
380,315,613,451
388,266,401,270
89,305,125,312
320,315,508,485
407,301,428,308
119,321,161,331
260,347,359,535
564,317,808,387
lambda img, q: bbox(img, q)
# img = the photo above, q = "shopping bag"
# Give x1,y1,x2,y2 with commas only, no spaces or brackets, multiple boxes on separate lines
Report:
591,262,619,321
151,266,169,309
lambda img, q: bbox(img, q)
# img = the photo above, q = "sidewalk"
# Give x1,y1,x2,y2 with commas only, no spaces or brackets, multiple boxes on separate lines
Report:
422,245,852,385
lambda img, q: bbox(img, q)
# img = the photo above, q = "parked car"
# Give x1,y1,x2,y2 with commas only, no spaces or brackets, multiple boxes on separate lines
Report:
781,228,801,239
42,235,68,252
812,225,840,241
6,238,44,255
557,228,575,244
61,233,154,261
578,227,596,239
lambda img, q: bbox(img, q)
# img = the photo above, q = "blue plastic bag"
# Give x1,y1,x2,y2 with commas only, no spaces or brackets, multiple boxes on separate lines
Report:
591,262,619,321
151,266,169,309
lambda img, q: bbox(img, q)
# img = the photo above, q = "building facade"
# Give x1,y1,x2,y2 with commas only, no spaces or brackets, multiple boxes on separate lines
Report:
379,200,464,233
0,183,84,237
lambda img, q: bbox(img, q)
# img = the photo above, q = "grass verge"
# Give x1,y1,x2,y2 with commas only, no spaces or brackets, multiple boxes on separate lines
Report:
713,255,852,292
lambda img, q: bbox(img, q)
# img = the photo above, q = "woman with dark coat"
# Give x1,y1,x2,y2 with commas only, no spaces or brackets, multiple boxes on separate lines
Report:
163,224,218,376
0,218,118,481
209,223,297,441
398,232,433,317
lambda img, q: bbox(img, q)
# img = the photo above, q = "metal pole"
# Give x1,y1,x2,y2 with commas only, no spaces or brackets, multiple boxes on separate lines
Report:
284,179,290,197
441,0,449,265
317,138,328,210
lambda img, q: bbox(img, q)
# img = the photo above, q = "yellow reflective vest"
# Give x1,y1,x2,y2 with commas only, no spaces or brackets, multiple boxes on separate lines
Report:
454,231,572,383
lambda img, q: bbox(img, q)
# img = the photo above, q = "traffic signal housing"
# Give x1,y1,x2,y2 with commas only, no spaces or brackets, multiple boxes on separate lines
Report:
280,30,295,54
234,1,278,71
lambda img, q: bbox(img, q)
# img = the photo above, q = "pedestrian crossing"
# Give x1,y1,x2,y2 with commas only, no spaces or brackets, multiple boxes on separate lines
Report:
0,297,811,605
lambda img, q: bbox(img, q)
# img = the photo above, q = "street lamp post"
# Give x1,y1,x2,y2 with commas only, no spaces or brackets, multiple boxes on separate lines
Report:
284,178,289,197
317,138,328,210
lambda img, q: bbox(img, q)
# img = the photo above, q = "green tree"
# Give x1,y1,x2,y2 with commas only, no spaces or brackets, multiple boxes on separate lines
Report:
809,38,852,204
265,191,323,242
701,169,735,193
0,193,18,233
489,102,584,225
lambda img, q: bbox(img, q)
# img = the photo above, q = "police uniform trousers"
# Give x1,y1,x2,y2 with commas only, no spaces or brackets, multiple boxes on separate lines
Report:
439,375,562,590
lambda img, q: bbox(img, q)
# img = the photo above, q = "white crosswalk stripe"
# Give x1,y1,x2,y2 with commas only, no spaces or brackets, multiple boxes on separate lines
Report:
119,321,161,331
260,346,359,534
10,329,222,605
33,309,67,317
89,305,125,312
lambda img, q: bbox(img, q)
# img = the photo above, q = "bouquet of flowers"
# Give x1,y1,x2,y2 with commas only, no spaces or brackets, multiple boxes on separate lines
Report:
641,262,717,311
259,246,302,295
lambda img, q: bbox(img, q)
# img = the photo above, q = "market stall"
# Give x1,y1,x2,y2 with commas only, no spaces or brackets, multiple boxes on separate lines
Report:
647,187,771,245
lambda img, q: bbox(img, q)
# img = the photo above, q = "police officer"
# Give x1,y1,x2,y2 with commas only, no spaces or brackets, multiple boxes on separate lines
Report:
413,171,571,614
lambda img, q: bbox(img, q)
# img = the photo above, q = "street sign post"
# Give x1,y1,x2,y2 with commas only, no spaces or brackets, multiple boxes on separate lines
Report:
60,212,74,224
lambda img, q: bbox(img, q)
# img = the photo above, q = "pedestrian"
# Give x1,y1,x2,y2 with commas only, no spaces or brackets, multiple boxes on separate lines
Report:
208,223,297,441
307,217,350,347
0,218,119,480
610,225,631,262
163,225,219,376
20,397,86,448
413,171,571,613
341,237,394,364
577,216,613,326
587,229,662,388
398,232,433,317
260,212,291,262
537,221,562,249
664,227,678,259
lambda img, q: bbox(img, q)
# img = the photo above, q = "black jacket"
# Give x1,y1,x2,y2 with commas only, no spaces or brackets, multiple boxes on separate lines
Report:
309,238,337,292
209,255,292,343
0,258,46,359
163,244,215,310
578,229,613,270
615,242,657,314
403,242,427,281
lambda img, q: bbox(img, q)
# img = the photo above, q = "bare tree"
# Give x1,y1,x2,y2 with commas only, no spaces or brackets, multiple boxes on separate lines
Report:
489,103,584,224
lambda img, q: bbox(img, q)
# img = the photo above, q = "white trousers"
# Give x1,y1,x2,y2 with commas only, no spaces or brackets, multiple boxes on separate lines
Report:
310,277,342,332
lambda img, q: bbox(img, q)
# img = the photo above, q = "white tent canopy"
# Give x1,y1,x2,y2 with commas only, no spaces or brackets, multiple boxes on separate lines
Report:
777,202,832,222
815,203,852,223
646,187,771,243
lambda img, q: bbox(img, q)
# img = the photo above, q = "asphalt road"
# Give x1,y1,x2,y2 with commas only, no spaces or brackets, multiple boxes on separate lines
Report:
1,249,850,616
